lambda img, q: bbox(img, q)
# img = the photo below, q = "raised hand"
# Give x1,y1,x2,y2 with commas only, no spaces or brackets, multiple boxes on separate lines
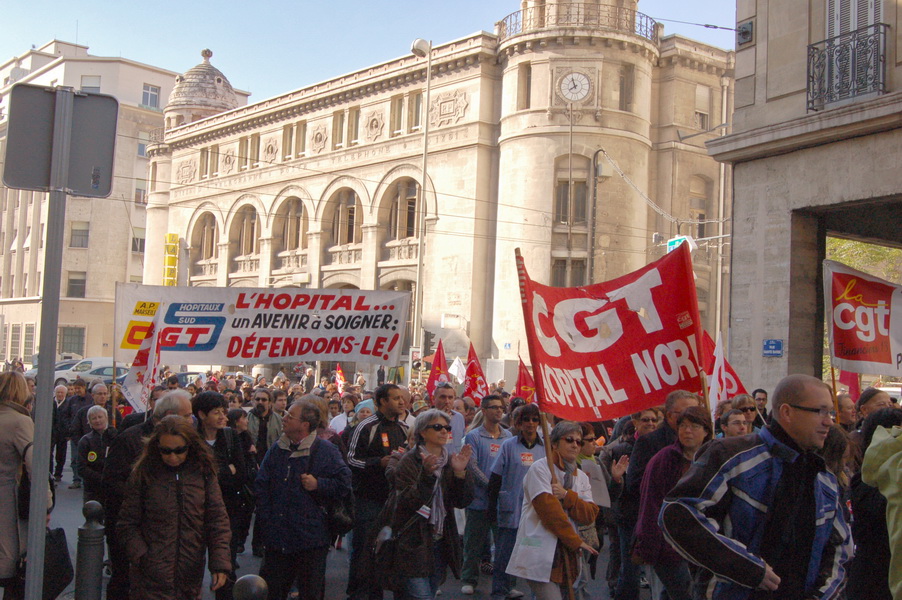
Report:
450,444,472,473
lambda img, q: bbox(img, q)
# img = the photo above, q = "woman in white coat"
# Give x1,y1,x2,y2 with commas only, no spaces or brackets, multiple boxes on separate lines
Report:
506,421,599,600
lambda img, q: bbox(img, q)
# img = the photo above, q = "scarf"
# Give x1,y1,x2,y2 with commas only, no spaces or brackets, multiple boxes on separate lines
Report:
421,445,448,536
562,458,577,490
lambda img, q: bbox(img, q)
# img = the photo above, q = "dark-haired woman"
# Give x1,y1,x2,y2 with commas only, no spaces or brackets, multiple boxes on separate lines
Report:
633,406,713,600
118,415,232,600
194,392,247,599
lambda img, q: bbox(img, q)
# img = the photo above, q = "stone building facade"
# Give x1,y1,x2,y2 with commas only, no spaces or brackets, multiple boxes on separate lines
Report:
709,0,902,390
145,0,734,378
0,41,182,363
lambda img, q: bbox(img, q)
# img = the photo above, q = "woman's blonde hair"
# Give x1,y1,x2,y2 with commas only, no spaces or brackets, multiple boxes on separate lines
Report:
0,371,29,406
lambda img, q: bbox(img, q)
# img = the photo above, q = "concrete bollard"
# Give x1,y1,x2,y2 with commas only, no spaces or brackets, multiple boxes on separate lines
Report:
233,574,268,600
74,501,105,600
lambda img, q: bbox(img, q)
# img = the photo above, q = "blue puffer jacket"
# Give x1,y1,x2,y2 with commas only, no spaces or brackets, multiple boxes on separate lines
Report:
660,425,852,600
255,434,352,552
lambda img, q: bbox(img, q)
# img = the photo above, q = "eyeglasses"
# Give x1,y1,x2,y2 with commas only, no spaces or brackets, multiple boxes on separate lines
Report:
426,424,453,432
484,405,504,411
582,437,596,444
788,404,833,418
561,436,581,444
639,417,659,423
159,445,189,456
740,407,757,413
520,416,541,423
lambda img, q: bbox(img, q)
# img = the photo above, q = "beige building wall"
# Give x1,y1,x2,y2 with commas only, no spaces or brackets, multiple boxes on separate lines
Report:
710,0,902,392
146,0,734,380
0,41,177,364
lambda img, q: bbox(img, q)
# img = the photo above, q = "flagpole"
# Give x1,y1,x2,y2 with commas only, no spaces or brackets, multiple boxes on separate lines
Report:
830,365,839,415
538,409,576,600
699,370,711,414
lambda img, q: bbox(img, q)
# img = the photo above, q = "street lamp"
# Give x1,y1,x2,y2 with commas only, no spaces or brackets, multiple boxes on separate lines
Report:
410,38,432,351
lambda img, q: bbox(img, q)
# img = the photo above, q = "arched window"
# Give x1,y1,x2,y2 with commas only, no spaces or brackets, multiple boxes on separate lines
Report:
331,190,362,246
196,213,218,260
279,198,307,251
235,206,260,255
388,179,419,240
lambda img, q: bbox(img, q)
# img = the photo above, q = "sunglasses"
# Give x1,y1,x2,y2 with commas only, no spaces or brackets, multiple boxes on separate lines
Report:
159,445,189,456
521,417,540,423
639,417,659,423
426,424,453,432
582,437,596,443
740,407,757,413
561,436,581,444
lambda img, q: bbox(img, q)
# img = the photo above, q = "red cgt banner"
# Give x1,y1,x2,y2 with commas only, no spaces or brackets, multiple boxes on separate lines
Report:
516,243,706,421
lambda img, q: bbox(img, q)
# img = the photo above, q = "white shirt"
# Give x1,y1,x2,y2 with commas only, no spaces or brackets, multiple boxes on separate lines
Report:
505,457,593,583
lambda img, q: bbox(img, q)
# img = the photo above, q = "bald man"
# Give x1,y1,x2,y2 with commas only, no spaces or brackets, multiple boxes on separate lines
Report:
661,374,852,600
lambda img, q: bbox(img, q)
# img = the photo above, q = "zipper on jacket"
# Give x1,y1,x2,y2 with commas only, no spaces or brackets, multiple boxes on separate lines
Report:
174,471,182,589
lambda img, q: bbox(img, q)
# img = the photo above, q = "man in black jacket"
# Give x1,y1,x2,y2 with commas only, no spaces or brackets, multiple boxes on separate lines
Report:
101,389,193,600
345,383,408,600
61,379,92,488
615,390,700,600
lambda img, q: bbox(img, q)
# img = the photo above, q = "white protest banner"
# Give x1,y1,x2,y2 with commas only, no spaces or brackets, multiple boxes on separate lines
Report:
114,283,411,366
824,260,902,375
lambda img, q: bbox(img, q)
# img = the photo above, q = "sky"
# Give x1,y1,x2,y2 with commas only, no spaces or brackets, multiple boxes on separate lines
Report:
2,0,736,103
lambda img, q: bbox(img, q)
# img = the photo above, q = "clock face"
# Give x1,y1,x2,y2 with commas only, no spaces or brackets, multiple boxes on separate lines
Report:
559,72,591,103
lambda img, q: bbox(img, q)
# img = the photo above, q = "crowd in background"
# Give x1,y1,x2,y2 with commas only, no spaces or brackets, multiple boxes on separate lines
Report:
1,366,901,600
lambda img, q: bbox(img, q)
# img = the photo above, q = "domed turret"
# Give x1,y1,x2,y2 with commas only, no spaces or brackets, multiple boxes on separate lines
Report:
164,49,239,128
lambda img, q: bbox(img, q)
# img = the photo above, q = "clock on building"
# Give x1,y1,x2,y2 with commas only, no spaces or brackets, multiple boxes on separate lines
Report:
558,71,591,103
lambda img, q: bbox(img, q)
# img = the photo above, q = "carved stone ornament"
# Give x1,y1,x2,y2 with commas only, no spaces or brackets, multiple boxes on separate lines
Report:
364,110,385,142
176,159,197,184
430,90,469,128
310,124,329,154
263,137,279,164
221,148,236,174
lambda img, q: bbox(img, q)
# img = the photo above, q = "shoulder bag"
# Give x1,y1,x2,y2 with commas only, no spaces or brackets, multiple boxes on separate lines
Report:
307,438,354,537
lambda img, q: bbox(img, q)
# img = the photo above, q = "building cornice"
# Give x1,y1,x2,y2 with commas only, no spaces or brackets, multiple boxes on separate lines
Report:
707,91,902,164
164,33,498,148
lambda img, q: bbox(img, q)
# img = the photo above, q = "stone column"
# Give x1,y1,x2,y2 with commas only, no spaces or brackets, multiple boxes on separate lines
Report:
360,224,381,290
257,237,273,287
217,242,230,287
306,231,324,288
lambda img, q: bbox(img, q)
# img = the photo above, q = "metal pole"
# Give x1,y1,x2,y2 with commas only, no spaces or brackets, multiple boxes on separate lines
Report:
27,85,74,600
412,41,432,349
567,102,574,284
75,501,105,600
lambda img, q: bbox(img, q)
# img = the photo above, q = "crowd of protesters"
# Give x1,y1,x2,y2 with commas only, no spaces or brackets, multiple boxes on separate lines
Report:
2,365,902,600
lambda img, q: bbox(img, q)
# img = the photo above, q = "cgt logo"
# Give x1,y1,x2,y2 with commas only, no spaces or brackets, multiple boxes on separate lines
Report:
831,273,893,364
159,303,226,352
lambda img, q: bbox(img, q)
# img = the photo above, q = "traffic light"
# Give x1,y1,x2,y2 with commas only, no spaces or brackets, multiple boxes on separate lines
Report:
423,330,435,357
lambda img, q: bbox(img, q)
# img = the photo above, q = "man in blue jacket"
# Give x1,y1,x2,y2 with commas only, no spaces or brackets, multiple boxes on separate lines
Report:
660,374,853,600
256,399,352,600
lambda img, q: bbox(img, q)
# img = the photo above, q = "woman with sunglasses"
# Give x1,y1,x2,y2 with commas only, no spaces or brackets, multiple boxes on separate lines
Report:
731,394,761,433
118,415,232,600
633,406,713,600
506,421,599,600
378,408,474,599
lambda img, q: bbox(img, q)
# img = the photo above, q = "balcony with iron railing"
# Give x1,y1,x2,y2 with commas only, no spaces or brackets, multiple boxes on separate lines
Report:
807,23,887,112
496,3,658,44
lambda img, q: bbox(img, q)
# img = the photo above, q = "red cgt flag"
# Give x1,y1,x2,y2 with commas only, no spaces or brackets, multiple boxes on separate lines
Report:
335,363,346,394
425,339,451,400
514,356,537,404
701,330,747,401
463,343,490,406
516,243,705,421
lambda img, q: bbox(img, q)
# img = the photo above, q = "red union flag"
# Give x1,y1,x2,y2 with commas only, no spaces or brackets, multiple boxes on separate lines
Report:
825,260,902,375
463,343,490,405
514,356,537,404
701,331,747,399
516,243,705,421
426,339,451,399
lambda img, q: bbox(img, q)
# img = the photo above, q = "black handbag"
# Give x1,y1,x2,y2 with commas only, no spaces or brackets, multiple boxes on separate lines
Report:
16,442,55,522
307,438,355,538
16,527,74,600
371,487,434,593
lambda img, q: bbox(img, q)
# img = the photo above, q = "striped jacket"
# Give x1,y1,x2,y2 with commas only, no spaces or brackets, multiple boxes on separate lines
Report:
659,426,852,600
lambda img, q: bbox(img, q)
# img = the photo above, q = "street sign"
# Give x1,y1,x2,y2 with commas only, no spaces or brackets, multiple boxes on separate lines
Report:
666,235,698,253
762,339,784,357
3,83,118,197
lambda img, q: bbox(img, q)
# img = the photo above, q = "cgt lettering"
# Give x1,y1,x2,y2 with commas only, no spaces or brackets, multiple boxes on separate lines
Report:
532,269,664,357
833,300,891,343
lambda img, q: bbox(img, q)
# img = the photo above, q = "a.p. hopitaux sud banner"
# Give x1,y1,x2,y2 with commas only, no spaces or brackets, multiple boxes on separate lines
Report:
516,243,707,421
114,283,411,367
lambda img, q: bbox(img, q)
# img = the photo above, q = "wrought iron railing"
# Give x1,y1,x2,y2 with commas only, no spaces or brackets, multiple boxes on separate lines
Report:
496,3,658,44
807,23,887,111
